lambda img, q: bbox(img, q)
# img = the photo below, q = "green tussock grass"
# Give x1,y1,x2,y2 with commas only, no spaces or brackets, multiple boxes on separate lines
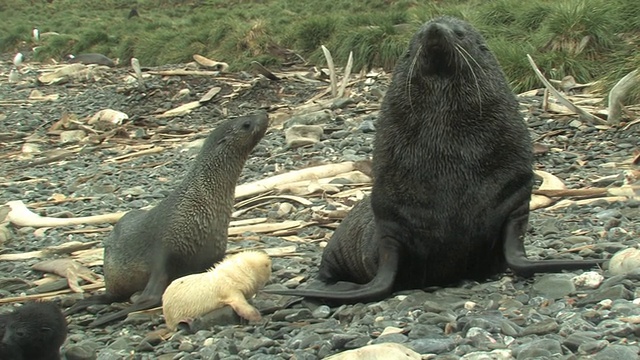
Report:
0,0,638,98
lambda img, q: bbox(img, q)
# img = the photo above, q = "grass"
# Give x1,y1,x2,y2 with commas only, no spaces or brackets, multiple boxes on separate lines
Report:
1,0,638,95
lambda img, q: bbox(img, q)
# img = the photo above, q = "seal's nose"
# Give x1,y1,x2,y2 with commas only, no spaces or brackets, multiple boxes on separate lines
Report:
423,22,454,50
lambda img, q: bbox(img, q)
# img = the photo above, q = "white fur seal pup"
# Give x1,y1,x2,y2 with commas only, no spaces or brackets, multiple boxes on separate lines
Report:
162,250,271,330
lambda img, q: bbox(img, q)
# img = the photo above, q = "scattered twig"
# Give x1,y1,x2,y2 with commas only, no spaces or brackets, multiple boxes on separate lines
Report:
157,102,201,118
0,178,48,187
0,241,100,261
28,196,98,208
146,70,221,77
0,283,104,304
8,149,82,171
251,61,280,81
547,196,630,211
228,220,304,236
533,188,608,197
104,146,164,163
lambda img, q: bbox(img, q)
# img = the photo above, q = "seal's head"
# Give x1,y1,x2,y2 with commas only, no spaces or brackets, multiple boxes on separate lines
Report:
2,302,67,357
200,112,269,161
408,16,499,77
219,250,272,294
384,16,516,123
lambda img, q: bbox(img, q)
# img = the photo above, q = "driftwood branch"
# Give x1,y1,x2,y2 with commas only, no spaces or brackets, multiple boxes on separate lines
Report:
530,170,566,210
146,70,221,77
321,45,337,98
235,161,356,198
131,57,145,89
5,201,125,227
526,54,607,125
104,146,164,163
337,51,354,98
533,185,639,198
607,69,640,124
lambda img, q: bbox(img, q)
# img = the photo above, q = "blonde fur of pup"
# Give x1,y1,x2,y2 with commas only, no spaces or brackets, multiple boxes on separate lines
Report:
162,250,271,330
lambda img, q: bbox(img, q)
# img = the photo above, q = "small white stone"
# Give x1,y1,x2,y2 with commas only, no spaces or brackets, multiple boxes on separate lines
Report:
597,299,613,309
464,301,477,310
379,326,403,336
572,271,604,289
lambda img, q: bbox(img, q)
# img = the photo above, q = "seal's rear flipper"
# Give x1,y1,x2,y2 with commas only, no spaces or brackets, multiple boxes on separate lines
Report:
88,295,162,328
266,244,399,304
64,293,124,316
503,205,604,278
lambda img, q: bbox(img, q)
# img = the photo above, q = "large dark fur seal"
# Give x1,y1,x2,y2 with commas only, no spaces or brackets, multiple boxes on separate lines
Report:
65,113,269,326
267,17,603,303
0,301,67,360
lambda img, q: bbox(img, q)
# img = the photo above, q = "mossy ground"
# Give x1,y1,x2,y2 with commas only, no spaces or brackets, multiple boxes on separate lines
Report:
1,0,638,94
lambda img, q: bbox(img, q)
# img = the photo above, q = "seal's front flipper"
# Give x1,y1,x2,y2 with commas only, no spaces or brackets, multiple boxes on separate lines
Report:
503,202,603,278
89,268,168,327
266,244,399,304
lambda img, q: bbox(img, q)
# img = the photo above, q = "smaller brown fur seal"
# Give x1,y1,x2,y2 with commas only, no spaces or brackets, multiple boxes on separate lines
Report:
67,53,116,67
162,250,271,330
64,113,269,327
0,301,68,360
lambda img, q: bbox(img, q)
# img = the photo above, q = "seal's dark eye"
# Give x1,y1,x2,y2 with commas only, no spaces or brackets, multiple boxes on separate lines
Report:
479,45,489,51
242,121,252,130
454,29,464,38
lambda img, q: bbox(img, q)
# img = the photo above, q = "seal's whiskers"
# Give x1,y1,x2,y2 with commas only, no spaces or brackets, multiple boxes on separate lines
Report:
455,44,486,76
406,44,422,120
455,44,483,116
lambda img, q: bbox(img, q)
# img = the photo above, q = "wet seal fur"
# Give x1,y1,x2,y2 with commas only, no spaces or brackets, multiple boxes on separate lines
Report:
65,113,269,326
267,17,603,303
162,250,272,330
0,301,67,360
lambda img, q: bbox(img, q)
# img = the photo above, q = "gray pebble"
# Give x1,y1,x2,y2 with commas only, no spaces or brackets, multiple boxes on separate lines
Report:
593,344,640,360
578,339,609,355
311,305,331,319
521,318,559,336
532,274,576,298
239,336,276,352
514,338,562,359
64,341,100,360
